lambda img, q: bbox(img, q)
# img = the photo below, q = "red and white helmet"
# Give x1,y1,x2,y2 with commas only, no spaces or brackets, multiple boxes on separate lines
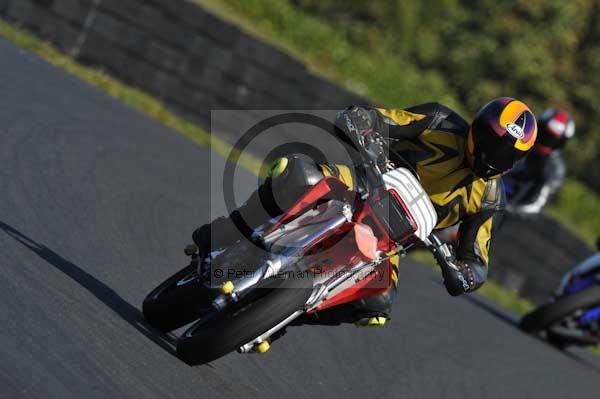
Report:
536,108,575,154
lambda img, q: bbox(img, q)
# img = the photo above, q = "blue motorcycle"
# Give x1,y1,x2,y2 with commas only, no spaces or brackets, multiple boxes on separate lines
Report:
520,239,600,348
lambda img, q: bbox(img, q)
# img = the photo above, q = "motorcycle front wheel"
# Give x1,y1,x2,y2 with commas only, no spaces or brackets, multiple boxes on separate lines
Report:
143,263,215,333
176,277,313,365
520,286,600,344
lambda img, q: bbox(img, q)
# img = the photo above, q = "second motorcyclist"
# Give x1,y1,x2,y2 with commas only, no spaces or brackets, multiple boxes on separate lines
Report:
504,108,575,214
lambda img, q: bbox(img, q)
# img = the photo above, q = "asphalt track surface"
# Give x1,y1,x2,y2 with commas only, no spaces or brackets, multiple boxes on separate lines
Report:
1,37,600,399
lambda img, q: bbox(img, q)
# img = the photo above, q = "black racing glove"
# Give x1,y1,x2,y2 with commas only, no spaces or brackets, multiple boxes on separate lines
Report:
338,106,377,138
430,240,487,296
336,106,388,168
440,259,487,296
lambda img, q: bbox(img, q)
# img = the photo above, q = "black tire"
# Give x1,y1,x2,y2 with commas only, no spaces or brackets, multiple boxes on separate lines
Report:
520,286,600,333
143,264,215,333
176,278,313,365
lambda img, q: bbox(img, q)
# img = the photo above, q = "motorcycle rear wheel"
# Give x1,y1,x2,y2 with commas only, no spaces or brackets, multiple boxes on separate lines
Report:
176,277,313,365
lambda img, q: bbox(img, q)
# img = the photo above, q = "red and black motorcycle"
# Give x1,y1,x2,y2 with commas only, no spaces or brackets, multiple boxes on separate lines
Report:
143,133,447,365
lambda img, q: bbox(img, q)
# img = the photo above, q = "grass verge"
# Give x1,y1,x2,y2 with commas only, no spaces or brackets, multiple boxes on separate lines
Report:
194,0,460,111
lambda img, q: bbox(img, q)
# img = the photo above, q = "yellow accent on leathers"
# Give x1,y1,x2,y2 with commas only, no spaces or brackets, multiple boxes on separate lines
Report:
401,129,489,227
320,164,334,177
320,164,354,190
389,254,400,286
475,216,494,264
376,108,427,126
337,165,354,190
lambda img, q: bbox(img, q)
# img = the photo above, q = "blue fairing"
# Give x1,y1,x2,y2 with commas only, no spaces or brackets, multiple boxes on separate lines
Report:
565,275,598,294
580,306,600,325
565,275,600,325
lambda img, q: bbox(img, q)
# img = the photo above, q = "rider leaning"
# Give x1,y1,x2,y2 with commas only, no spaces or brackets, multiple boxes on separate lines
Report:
505,108,574,214
193,97,538,326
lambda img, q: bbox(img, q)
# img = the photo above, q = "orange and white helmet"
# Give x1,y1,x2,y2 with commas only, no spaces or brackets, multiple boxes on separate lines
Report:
467,97,537,178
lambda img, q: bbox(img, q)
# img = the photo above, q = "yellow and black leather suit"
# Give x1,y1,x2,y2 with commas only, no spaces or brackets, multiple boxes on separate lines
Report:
373,103,505,268
327,103,503,297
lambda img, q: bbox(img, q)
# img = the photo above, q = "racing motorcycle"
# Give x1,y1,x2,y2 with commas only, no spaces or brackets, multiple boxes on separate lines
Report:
142,130,451,365
520,241,600,348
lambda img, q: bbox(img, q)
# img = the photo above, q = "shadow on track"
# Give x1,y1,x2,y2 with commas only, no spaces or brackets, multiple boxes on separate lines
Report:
0,220,178,358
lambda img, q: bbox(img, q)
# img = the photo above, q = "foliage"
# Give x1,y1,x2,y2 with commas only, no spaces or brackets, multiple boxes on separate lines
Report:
547,179,600,246
199,0,600,191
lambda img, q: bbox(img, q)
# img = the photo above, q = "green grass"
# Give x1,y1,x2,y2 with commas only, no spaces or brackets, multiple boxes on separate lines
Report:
194,0,461,111
0,19,262,174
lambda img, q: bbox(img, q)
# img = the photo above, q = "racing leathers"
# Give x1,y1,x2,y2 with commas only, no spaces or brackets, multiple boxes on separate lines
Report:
504,148,566,214
193,103,504,321
348,103,503,296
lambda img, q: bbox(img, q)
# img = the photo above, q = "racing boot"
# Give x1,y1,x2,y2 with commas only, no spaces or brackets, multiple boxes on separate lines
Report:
353,287,395,327
354,260,399,327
